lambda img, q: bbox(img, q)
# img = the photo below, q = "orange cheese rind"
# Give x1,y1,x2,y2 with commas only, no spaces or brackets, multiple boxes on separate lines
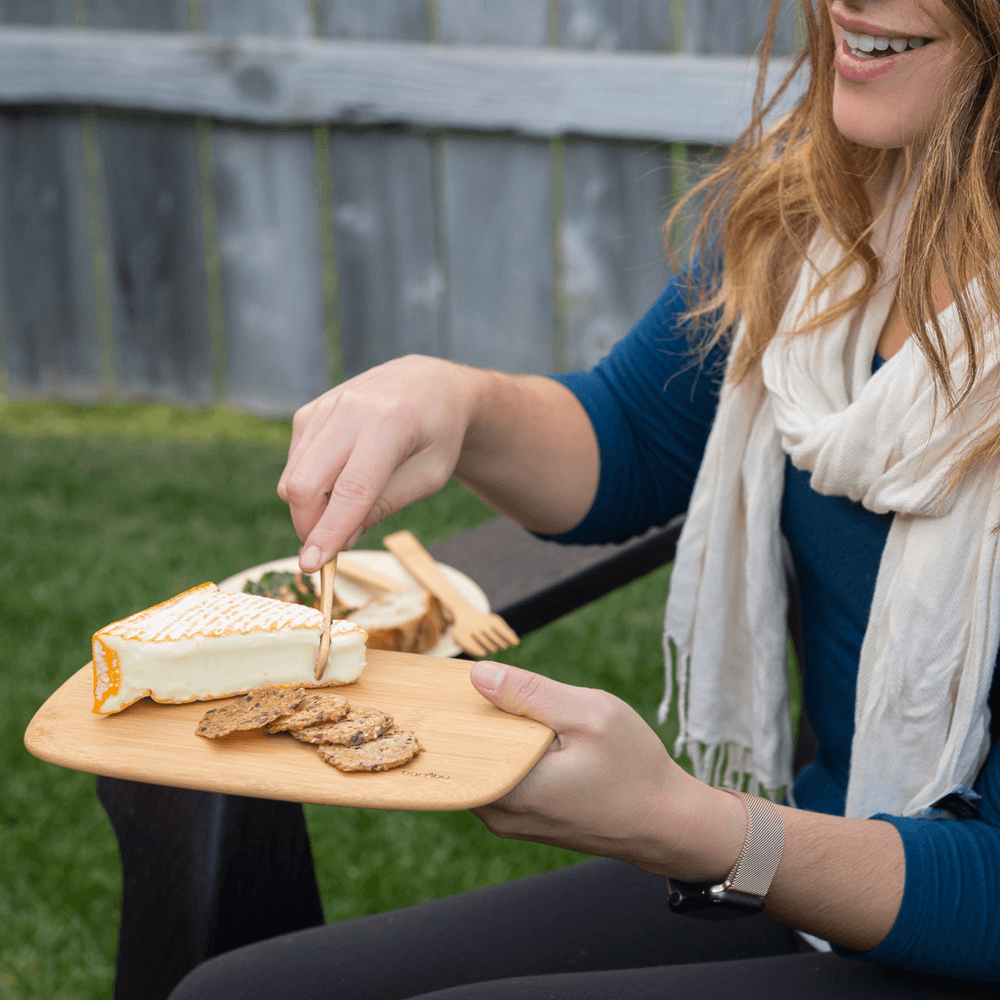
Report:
90,680,354,718
92,583,367,715
96,582,328,642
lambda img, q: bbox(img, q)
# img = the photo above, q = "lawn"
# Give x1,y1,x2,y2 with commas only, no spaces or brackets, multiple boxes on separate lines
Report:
0,401,678,1000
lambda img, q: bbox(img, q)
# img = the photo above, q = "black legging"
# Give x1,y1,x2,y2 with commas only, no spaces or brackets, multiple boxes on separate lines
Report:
167,858,994,999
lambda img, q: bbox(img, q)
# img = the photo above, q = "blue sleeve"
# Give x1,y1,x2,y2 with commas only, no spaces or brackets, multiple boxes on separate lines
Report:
842,741,1000,980
543,272,727,545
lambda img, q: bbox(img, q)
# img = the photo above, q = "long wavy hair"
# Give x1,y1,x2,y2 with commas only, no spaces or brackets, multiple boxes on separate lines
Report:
667,0,1000,483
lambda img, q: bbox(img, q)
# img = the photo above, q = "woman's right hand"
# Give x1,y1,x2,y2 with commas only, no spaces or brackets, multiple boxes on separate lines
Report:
278,355,483,573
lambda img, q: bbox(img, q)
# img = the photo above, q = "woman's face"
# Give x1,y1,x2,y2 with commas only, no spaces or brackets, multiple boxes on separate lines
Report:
828,0,966,148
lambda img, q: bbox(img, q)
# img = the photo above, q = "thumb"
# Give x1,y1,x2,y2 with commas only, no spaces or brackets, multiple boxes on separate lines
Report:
470,661,584,733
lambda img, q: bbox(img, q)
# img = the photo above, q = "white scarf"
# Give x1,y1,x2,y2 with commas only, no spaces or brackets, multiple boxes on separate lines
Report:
660,164,1000,818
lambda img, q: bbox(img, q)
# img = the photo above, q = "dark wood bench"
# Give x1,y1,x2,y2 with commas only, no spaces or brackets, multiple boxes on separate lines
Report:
97,514,814,1000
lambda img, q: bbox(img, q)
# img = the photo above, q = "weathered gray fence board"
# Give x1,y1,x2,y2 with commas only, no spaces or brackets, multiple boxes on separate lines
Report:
679,1,799,256
561,0,672,51
436,0,550,46
0,1,810,408
439,134,555,372
437,0,553,373
322,1,441,379
560,1,674,373
202,0,328,414
328,130,442,378
86,0,213,404
202,0,314,37
0,108,101,398
0,0,100,399
0,27,805,144
319,0,428,41
0,0,73,21
685,0,798,56
561,141,675,371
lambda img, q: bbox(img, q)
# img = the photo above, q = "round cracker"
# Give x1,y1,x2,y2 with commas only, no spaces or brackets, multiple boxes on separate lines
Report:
265,692,351,733
290,708,392,746
196,687,305,738
318,730,421,772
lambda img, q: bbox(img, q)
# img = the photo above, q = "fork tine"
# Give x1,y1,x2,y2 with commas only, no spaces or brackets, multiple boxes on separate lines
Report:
493,617,520,646
476,631,502,655
457,629,490,659
484,624,512,651
490,614,520,646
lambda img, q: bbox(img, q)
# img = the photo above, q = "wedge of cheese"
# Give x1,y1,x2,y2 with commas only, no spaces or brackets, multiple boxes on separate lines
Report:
92,582,368,715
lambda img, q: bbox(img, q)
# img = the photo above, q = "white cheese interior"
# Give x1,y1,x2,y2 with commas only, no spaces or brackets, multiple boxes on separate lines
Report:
100,625,366,713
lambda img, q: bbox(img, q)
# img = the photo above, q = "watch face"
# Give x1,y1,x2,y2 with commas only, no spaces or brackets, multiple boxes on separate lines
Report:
668,885,765,921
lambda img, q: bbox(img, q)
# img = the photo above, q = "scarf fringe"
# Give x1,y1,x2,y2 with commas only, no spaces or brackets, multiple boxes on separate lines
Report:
660,639,784,802
678,739,783,802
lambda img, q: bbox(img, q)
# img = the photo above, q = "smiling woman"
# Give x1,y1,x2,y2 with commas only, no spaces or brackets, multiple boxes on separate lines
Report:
168,2,1000,997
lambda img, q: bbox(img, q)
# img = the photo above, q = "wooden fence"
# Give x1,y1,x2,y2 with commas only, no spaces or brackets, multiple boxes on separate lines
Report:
0,0,802,416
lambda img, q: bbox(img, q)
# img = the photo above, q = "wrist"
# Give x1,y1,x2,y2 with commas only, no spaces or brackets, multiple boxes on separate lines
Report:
456,367,518,467
667,782,750,883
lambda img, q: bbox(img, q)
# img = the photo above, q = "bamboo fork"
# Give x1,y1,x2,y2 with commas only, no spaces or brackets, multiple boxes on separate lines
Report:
382,530,519,658
315,556,338,680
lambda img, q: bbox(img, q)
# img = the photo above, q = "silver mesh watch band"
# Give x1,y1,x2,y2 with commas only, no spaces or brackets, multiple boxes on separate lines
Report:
719,789,785,898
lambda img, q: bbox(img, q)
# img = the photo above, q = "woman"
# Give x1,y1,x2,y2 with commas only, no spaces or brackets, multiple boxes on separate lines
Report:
171,0,1000,994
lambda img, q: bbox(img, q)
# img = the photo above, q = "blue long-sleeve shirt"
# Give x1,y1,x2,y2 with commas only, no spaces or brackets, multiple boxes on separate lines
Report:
546,273,1000,980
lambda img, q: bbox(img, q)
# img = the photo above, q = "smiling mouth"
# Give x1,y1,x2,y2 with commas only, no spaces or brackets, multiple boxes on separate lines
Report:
842,28,932,60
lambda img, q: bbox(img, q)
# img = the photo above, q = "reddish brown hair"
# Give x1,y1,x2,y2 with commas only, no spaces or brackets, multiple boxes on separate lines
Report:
668,0,1000,477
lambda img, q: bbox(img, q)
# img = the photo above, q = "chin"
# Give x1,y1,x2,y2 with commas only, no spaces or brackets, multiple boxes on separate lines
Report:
833,119,906,149
832,104,916,150
832,82,937,150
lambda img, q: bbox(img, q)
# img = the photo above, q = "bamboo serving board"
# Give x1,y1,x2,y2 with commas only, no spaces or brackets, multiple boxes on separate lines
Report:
24,650,553,811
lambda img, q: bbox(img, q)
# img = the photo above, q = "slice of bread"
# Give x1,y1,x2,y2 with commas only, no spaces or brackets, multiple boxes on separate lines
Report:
346,590,447,654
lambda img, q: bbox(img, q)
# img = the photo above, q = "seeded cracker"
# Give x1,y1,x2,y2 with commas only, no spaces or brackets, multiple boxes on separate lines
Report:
291,708,392,746
265,691,351,733
319,730,421,772
196,687,305,738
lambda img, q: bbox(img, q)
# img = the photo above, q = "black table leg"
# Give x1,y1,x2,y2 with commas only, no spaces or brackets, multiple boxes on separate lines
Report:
97,777,324,1000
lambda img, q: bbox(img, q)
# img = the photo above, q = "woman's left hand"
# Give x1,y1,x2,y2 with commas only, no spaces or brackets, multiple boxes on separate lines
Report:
470,661,908,952
469,661,745,882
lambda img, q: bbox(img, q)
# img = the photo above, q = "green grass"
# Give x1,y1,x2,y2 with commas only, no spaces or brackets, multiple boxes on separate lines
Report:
0,401,680,1000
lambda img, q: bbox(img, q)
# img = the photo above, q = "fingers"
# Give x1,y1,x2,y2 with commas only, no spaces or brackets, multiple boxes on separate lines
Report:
278,392,333,506
281,392,420,565
277,358,469,571
295,440,401,571
278,376,405,550
297,444,454,572
470,661,606,734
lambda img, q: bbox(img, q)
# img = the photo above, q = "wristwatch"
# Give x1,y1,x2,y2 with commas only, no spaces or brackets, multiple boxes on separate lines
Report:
668,789,785,921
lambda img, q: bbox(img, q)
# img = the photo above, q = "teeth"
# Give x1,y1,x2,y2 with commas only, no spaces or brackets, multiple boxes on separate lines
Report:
842,28,928,57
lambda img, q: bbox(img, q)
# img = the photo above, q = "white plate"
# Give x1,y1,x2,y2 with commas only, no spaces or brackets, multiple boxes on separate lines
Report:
217,551,490,659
